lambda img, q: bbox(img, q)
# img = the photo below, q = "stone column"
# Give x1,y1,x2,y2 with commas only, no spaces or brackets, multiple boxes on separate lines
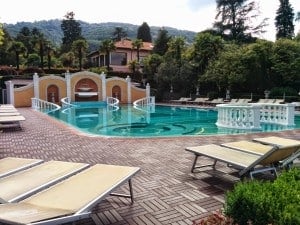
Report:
101,72,106,101
126,75,131,104
65,71,71,102
33,72,39,99
146,83,150,98
5,80,14,105
286,103,295,126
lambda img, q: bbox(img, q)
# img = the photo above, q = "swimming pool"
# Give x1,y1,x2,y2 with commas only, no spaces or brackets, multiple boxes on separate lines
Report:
46,102,300,138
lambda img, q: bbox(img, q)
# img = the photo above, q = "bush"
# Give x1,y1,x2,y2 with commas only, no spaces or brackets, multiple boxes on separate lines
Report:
224,168,300,225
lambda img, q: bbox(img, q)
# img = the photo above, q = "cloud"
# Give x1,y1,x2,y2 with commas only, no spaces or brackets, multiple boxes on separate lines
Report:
187,0,214,12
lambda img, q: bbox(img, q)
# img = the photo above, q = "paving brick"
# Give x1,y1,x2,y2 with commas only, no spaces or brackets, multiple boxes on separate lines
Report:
1,107,299,225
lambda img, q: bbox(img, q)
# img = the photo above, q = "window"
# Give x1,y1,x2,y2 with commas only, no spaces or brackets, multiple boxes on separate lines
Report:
111,52,127,65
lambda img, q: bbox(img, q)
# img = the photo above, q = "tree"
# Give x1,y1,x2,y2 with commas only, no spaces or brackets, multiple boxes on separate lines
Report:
275,0,295,39
61,12,82,53
45,43,56,70
8,41,27,70
60,51,75,70
112,27,127,41
31,28,48,69
214,0,267,43
0,23,4,46
72,39,88,70
132,39,143,63
201,44,247,93
189,32,224,76
152,28,171,56
296,11,300,22
271,38,300,89
137,22,152,42
15,27,33,57
99,39,115,71
165,36,186,67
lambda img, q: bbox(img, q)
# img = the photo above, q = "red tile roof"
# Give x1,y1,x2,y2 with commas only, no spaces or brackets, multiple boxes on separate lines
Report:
115,39,153,51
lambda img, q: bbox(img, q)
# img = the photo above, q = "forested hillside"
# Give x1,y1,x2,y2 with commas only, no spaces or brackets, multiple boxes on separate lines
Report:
4,20,197,52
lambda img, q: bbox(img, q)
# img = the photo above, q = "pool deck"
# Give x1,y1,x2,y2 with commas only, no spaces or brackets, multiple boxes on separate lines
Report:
1,107,300,225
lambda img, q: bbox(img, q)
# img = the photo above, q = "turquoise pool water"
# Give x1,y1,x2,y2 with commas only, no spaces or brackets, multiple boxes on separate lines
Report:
47,102,300,138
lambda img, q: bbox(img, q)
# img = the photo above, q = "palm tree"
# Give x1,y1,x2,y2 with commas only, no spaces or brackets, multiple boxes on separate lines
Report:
132,39,143,63
99,39,115,71
72,39,88,70
45,42,56,70
8,41,27,70
32,30,47,69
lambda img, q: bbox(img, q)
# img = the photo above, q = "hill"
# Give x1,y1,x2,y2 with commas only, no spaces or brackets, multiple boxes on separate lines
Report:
3,19,197,52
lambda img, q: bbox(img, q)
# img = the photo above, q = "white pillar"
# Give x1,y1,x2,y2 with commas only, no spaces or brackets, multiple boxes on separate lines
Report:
252,105,261,130
5,80,14,105
146,83,150,98
65,71,71,101
33,72,39,99
126,75,131,104
101,72,106,101
286,103,295,126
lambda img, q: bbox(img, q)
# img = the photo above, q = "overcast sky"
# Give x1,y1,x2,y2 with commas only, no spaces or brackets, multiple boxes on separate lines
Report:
1,0,299,41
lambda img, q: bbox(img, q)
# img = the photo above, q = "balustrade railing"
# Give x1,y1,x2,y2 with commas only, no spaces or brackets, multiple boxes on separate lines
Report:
31,98,61,113
107,97,119,106
216,103,295,130
61,97,76,108
133,96,155,107
133,97,155,113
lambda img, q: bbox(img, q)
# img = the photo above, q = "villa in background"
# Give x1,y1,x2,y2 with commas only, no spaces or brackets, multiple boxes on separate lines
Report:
5,71,150,107
87,39,153,73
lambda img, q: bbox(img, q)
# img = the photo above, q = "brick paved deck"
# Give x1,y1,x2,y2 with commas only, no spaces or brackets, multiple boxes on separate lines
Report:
1,107,299,225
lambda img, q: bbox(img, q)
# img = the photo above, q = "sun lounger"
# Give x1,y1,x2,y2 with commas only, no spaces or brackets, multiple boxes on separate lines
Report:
273,99,284,104
185,142,299,179
228,99,239,104
221,140,273,155
235,98,251,104
0,115,25,123
0,104,15,109
0,160,89,203
0,164,140,225
0,109,19,113
0,112,21,116
170,97,192,104
253,136,300,168
0,157,43,179
206,98,224,106
188,97,209,105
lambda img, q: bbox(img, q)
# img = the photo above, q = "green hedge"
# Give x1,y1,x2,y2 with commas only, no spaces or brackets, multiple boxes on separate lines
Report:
224,168,300,225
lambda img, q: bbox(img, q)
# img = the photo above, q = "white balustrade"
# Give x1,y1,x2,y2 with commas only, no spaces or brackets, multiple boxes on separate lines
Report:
133,97,156,113
106,97,119,106
216,103,295,130
31,98,61,112
133,96,155,107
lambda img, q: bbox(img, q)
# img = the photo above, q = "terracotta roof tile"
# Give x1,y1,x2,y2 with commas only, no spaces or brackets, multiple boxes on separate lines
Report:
114,40,153,51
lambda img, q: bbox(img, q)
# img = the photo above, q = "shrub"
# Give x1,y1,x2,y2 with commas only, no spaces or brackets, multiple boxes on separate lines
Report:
224,168,300,225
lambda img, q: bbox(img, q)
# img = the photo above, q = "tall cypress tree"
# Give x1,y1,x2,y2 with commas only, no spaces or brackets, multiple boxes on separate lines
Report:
275,0,295,39
137,22,152,42
214,0,267,43
153,28,170,56
61,12,82,53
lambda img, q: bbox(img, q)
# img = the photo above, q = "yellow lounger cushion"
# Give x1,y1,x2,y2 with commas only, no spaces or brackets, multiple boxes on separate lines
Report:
0,157,43,178
0,160,89,203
